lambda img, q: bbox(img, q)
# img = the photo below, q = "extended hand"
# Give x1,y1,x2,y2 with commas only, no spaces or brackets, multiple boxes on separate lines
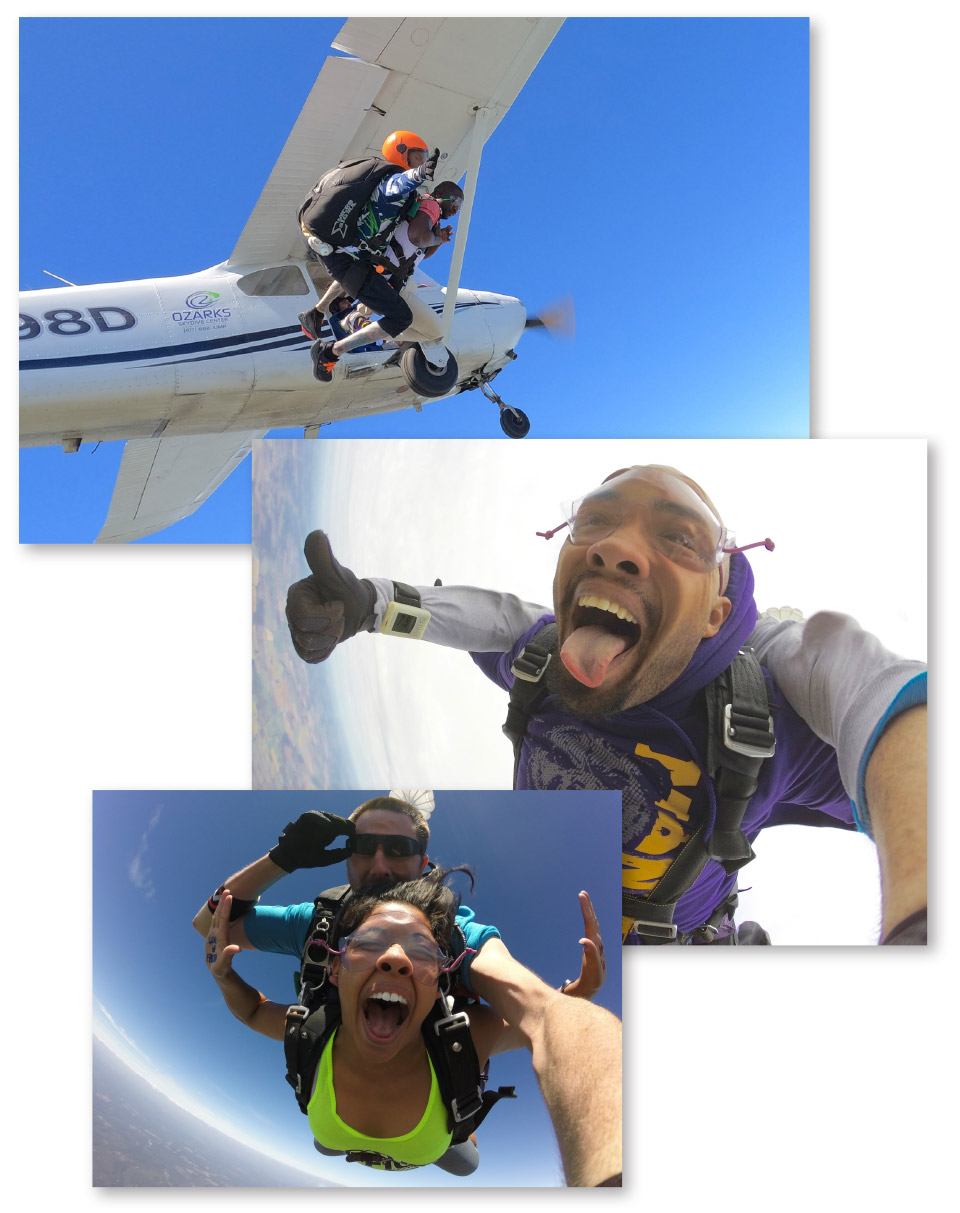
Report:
422,147,441,180
205,893,241,979
561,891,606,1000
438,225,453,243
268,810,356,872
285,530,376,664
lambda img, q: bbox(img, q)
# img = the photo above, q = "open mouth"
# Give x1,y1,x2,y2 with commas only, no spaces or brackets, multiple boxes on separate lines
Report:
560,594,643,689
362,990,411,1044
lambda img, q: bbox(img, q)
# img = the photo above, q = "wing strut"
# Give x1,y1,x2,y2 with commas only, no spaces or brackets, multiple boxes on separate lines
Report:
440,105,491,342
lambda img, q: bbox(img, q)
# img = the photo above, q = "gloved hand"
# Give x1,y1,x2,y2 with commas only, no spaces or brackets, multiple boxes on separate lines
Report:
268,811,356,872
421,147,440,181
286,531,376,663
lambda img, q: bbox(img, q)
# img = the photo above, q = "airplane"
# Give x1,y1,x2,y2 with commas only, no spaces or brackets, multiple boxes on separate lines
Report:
19,17,565,543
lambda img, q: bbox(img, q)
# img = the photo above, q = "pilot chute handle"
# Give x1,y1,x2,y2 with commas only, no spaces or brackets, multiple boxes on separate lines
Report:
285,530,376,665
269,811,356,872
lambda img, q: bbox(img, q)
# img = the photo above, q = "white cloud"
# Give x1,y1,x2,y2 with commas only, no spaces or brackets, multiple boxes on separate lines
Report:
128,803,163,899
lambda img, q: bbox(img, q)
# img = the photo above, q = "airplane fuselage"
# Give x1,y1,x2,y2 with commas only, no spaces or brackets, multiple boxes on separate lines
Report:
19,261,526,447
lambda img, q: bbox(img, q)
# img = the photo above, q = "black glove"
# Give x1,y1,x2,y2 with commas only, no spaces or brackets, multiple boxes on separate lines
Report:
268,811,356,872
421,147,440,181
286,530,376,664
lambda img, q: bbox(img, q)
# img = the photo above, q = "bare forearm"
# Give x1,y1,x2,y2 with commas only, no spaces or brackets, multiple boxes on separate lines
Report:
212,970,286,1040
864,704,927,938
467,939,551,1048
192,855,286,936
530,996,622,1187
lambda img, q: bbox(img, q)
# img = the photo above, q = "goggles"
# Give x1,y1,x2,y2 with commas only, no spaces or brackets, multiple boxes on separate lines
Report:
347,833,424,858
321,929,475,985
537,474,773,577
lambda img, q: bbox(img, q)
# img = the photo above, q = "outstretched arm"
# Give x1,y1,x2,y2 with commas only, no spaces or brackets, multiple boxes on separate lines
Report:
749,610,927,941
467,939,621,1186
192,855,287,947
204,893,288,1040
286,530,546,664
191,811,356,946
864,704,926,940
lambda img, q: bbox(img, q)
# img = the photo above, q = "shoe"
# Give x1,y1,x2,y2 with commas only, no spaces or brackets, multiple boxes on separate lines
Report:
299,309,323,341
310,340,339,383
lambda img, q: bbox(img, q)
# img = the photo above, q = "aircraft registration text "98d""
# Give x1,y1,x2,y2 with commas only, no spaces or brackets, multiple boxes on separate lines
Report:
19,308,138,338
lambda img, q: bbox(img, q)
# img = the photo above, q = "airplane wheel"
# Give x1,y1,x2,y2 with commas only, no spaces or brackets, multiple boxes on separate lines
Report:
499,406,531,439
400,346,459,397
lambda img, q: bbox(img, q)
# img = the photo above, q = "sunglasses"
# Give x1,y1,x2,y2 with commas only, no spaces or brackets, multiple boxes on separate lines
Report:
347,833,424,858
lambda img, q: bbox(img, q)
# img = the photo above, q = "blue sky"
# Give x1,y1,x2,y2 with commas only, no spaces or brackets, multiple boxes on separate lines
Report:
92,789,622,1187
19,16,809,542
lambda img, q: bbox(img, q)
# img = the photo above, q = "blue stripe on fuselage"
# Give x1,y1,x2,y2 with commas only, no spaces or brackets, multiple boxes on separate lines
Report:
18,302,497,371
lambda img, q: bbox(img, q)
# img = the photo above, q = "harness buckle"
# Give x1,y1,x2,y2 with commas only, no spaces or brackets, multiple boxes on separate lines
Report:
510,648,551,683
286,1003,309,1031
450,1089,485,1123
433,1010,471,1037
722,703,776,759
628,918,679,942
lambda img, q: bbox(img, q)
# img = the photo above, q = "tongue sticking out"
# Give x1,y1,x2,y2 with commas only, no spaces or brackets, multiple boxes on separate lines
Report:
560,626,629,688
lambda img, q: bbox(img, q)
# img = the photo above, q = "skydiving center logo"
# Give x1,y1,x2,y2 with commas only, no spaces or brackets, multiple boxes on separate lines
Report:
172,290,231,325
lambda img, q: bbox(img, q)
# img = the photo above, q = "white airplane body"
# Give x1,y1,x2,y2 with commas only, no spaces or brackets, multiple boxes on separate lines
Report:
18,17,563,542
19,268,523,441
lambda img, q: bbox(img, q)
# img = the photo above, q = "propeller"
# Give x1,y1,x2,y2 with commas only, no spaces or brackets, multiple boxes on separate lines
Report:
524,293,575,340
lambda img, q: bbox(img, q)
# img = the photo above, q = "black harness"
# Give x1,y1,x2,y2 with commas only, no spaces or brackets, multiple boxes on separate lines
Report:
298,157,422,265
283,886,516,1169
502,623,777,944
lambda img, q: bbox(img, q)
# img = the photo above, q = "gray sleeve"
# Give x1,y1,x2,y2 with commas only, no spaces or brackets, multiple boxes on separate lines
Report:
747,611,927,830
368,578,547,652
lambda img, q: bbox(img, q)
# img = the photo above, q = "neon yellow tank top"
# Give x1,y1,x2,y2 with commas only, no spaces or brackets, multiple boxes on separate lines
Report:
307,1028,453,1168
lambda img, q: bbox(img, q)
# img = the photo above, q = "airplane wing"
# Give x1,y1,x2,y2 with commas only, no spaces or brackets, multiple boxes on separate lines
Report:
95,432,264,543
227,17,563,268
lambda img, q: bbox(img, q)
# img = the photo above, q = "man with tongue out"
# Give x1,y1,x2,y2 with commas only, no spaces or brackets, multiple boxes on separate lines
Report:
285,464,927,948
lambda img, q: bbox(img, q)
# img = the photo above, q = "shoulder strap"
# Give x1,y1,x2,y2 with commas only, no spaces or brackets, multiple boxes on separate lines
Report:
296,885,352,1003
703,647,776,869
502,623,557,787
284,1001,340,1115
422,996,517,1144
623,648,776,942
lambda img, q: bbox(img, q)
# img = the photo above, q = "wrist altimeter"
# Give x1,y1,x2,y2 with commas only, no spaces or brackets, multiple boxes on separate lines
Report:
380,581,431,640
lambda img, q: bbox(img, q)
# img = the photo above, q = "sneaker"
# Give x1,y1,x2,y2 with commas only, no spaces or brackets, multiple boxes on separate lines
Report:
310,340,339,383
299,309,323,341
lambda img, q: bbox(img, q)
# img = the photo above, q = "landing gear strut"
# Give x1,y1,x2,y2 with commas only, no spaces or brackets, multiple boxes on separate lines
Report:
481,381,531,439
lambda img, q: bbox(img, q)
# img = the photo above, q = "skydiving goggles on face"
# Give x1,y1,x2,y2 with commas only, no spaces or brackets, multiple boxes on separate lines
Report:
347,833,425,858
536,473,774,575
320,929,475,985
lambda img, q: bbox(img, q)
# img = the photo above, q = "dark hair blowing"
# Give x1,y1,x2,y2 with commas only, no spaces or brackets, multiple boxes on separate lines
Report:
337,866,473,956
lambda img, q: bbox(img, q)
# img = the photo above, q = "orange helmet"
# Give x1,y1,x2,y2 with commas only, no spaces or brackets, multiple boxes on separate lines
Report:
381,130,428,169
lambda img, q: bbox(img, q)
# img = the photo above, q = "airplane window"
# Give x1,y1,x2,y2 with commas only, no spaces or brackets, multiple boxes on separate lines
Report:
237,267,310,296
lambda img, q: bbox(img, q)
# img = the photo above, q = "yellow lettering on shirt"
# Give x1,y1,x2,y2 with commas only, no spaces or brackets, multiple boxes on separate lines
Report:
634,743,701,788
622,853,671,888
640,808,690,855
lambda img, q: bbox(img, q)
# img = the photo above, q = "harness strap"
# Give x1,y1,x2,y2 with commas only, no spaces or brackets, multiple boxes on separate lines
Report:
624,648,775,941
502,624,556,787
424,999,517,1142
284,1001,336,1114
296,885,352,1004
503,628,776,943
703,648,776,872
